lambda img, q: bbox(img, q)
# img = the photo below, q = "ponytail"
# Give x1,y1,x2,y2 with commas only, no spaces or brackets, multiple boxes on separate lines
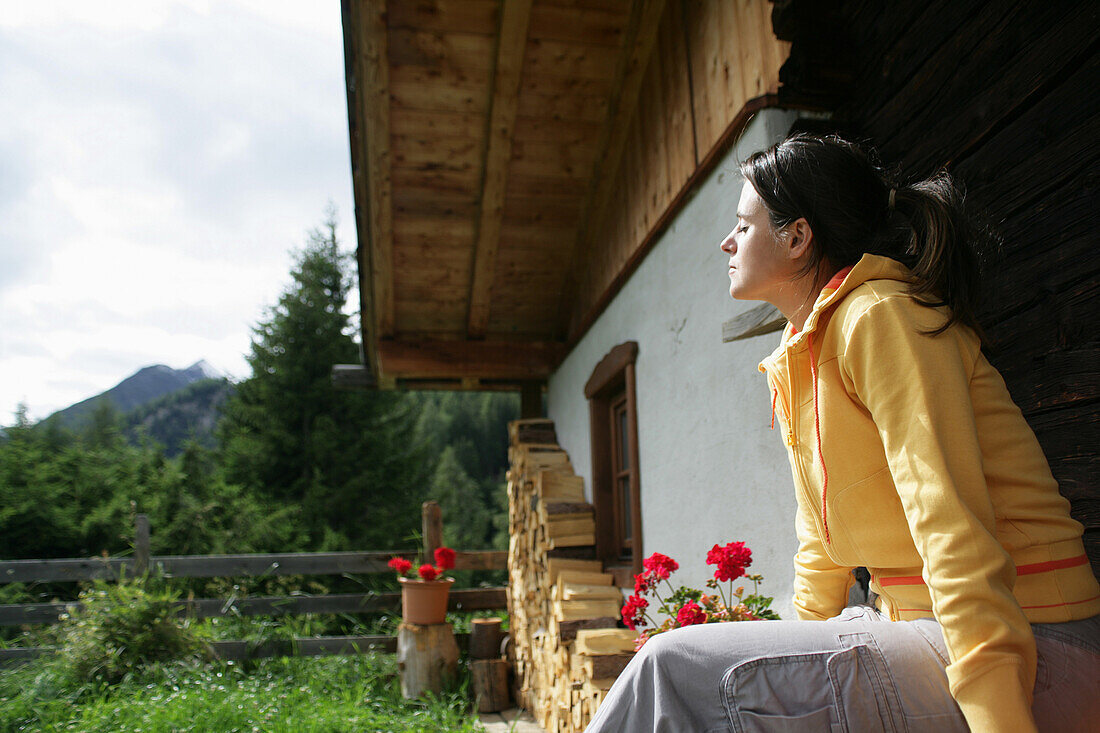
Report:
890,173,986,335
740,134,995,335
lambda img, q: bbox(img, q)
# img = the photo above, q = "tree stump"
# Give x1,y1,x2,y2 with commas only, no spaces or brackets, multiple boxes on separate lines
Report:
396,622,459,699
469,617,505,660
471,658,511,712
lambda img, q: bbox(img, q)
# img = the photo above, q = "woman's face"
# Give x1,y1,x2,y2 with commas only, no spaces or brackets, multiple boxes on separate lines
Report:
720,181,797,303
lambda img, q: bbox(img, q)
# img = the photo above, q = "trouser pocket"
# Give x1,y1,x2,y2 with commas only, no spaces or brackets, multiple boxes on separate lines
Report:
722,646,902,733
735,707,837,732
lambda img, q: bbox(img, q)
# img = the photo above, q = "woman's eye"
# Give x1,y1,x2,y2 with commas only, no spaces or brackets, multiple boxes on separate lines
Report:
736,226,748,234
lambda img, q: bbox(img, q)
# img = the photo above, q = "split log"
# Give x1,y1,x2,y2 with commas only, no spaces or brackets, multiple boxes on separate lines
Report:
583,653,633,679
471,658,511,712
554,598,622,622
574,628,637,655
548,558,604,581
396,623,459,699
546,545,598,560
537,470,585,501
508,418,558,445
469,617,505,659
505,420,635,731
556,616,618,644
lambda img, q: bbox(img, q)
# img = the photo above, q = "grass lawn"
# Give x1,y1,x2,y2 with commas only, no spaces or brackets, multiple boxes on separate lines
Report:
0,654,484,732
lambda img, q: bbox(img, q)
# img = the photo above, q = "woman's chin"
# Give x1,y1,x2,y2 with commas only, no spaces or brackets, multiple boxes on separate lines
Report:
729,285,753,301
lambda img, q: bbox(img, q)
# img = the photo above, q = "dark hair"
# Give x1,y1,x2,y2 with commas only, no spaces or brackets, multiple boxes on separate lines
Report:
739,133,993,335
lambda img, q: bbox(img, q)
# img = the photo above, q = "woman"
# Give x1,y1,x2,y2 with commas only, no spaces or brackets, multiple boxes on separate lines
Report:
584,134,1100,732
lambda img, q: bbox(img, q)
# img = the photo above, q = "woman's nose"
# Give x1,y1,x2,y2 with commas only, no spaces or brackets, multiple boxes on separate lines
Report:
720,232,735,254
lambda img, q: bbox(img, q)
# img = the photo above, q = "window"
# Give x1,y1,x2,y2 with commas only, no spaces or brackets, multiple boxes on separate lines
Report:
585,342,641,577
610,393,632,556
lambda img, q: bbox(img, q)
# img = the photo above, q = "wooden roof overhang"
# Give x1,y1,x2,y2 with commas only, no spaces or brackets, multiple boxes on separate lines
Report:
339,0,789,389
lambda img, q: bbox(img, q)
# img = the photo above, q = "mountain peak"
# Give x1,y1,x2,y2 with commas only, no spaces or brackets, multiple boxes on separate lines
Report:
185,360,223,380
46,360,226,429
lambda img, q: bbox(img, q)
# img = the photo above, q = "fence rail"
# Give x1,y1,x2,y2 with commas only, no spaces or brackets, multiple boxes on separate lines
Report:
0,587,508,627
0,502,508,667
6,633,481,664
0,549,507,584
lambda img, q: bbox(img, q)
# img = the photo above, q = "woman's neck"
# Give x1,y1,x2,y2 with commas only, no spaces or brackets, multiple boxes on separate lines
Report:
776,268,836,332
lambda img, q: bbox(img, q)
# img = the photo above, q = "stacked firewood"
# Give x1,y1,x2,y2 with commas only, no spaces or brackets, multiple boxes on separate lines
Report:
569,628,637,727
505,419,637,732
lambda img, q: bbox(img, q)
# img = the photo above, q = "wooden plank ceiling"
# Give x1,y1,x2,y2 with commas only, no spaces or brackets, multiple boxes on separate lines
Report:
341,0,787,388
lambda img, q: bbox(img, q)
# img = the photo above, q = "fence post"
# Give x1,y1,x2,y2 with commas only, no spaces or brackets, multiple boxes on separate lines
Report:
134,514,150,577
422,501,442,564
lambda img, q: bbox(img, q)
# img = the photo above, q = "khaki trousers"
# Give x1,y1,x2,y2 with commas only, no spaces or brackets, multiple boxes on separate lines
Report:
583,606,1100,732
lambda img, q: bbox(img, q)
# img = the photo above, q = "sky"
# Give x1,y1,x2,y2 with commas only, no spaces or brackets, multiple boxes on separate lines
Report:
0,1,357,422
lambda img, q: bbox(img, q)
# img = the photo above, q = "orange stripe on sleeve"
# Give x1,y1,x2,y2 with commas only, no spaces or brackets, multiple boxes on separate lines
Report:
1015,554,1088,576
874,554,1089,588
877,574,924,587
1020,594,1100,611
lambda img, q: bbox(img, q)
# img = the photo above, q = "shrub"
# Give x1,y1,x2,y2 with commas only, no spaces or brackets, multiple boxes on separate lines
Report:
54,580,210,685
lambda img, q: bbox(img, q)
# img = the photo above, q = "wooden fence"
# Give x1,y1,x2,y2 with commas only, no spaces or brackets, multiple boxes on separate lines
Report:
0,501,507,666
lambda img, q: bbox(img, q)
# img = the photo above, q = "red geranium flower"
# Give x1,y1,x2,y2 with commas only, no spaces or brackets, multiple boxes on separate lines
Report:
642,552,679,581
418,564,439,581
633,572,653,595
434,547,456,570
676,600,707,626
706,541,752,582
621,594,649,630
388,556,413,576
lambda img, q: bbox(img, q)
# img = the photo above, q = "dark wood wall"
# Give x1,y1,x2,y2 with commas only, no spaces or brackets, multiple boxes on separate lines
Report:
773,0,1100,574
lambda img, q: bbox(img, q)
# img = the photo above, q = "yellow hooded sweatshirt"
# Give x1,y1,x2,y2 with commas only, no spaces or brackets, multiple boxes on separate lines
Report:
759,254,1100,732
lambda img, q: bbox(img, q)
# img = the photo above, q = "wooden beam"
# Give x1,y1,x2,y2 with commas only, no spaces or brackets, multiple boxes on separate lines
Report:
556,0,667,337
342,1,376,381
722,303,786,342
352,0,395,340
520,380,544,418
467,0,534,337
332,363,378,389
379,339,564,381
563,94,788,348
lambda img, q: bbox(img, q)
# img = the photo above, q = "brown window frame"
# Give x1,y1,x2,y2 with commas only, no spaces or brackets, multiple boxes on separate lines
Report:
609,392,632,557
585,341,642,577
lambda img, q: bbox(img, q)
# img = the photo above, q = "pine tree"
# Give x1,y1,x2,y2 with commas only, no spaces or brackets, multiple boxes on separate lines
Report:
412,391,518,549
0,405,80,558
431,446,490,550
219,211,426,550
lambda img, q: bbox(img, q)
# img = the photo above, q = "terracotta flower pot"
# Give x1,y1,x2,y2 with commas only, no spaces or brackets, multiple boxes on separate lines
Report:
399,576,454,625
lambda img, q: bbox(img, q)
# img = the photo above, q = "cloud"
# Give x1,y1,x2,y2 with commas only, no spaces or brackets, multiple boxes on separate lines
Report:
0,1,356,423
0,1,179,33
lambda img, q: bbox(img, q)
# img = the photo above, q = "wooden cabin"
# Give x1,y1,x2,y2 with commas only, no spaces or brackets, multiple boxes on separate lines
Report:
338,1,1098,723
337,0,802,600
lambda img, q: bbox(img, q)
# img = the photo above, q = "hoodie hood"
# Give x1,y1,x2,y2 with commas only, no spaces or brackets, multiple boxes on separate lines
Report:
783,254,915,348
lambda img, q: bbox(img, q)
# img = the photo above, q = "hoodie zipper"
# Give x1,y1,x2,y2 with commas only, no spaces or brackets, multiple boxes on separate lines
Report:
766,352,830,547
785,349,819,531
764,364,795,447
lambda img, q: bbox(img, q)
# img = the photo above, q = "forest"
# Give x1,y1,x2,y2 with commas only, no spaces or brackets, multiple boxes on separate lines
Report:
0,215,518,567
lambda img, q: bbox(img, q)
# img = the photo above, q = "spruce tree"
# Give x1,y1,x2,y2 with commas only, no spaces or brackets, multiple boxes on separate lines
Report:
219,211,425,550
412,391,518,549
430,446,490,550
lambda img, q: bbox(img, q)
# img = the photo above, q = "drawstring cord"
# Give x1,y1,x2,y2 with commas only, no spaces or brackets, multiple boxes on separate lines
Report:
771,267,849,545
807,333,831,544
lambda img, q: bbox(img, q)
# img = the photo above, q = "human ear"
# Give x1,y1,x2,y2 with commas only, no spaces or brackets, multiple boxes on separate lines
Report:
786,218,814,261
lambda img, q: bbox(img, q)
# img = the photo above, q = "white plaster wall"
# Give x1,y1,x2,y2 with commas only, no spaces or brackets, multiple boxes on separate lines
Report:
547,109,803,619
